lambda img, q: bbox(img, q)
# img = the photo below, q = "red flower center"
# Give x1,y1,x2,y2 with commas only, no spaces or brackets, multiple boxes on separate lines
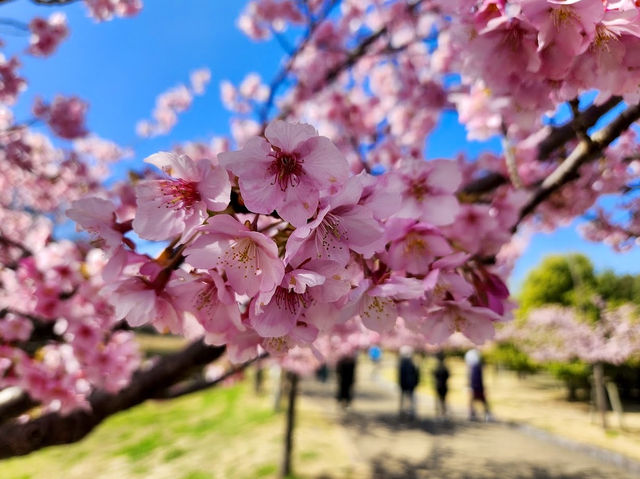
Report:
267,150,304,191
159,178,201,210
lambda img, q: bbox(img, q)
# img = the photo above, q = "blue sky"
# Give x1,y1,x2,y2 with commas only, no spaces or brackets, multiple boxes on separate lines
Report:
4,0,640,292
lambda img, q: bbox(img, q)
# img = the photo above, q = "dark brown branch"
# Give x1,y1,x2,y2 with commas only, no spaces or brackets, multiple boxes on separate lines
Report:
0,390,38,425
0,234,33,260
459,98,631,200
537,96,622,161
152,353,268,400
515,102,640,230
30,0,79,5
0,339,225,459
458,172,507,200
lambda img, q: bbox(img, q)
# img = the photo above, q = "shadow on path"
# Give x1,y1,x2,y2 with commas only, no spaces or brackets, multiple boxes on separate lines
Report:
300,369,640,479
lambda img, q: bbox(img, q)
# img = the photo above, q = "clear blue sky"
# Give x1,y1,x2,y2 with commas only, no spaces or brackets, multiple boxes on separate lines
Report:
4,0,640,292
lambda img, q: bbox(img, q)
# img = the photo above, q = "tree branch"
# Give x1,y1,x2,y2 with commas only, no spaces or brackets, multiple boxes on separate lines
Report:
152,353,267,400
0,389,38,425
259,0,340,125
263,0,426,129
458,171,508,201
537,96,622,161
0,339,225,459
515,101,640,230
458,97,630,200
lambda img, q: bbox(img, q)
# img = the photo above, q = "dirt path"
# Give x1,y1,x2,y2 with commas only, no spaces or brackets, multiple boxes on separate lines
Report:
300,372,640,479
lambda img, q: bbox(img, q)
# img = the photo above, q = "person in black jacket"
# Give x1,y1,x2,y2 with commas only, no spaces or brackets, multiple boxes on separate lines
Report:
433,351,450,419
398,346,420,418
336,355,357,408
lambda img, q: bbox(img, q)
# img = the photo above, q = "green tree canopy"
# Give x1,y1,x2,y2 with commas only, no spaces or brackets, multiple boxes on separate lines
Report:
519,254,640,319
519,254,596,317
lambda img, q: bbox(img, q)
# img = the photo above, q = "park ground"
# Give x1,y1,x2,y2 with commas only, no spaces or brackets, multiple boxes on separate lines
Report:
1,352,640,478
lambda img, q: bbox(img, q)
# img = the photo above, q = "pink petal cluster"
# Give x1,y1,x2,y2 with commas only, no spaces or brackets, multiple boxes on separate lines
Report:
84,0,143,21
136,68,211,138
33,95,88,140
0,55,26,105
28,13,69,57
132,152,230,241
220,121,349,226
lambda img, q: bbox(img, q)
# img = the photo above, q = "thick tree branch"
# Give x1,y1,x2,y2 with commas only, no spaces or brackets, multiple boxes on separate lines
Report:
458,171,507,201
0,339,225,459
515,102,640,230
537,96,622,161
152,353,267,400
459,97,630,200
0,389,38,425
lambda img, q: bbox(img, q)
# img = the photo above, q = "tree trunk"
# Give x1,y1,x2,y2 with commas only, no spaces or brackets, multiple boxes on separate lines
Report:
280,371,298,478
254,360,264,395
593,362,608,429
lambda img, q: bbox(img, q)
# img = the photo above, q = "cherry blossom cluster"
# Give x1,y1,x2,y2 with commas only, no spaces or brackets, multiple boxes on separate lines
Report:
28,13,69,57
0,244,140,412
0,55,26,105
71,120,513,364
33,95,89,140
136,68,212,138
0,6,144,413
238,0,307,40
84,0,143,22
232,0,640,268
4,0,640,419
435,0,640,136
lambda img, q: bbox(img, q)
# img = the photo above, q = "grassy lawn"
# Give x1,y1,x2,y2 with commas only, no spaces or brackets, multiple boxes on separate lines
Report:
0,377,355,479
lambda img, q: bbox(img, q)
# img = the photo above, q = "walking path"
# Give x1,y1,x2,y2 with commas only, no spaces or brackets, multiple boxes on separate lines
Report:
299,371,640,479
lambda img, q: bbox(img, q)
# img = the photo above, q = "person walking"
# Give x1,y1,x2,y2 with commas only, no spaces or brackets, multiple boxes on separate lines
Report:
398,346,420,418
465,348,492,421
433,351,450,419
335,355,357,409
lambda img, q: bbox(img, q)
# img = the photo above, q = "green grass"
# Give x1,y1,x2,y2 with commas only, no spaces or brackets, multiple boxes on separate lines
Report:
0,383,279,479
0,377,350,479
254,463,278,477
181,472,213,479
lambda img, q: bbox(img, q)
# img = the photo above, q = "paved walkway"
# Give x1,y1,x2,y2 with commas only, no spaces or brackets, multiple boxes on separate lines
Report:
300,371,640,479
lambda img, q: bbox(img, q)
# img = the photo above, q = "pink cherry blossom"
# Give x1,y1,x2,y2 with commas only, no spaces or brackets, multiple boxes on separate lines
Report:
285,176,385,265
249,266,326,337
109,276,183,334
190,68,211,95
384,218,454,275
66,197,129,250
0,55,26,105
132,152,230,241
394,159,462,226
422,300,502,345
33,95,88,140
220,120,349,226
168,270,243,344
28,13,69,57
185,214,284,297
